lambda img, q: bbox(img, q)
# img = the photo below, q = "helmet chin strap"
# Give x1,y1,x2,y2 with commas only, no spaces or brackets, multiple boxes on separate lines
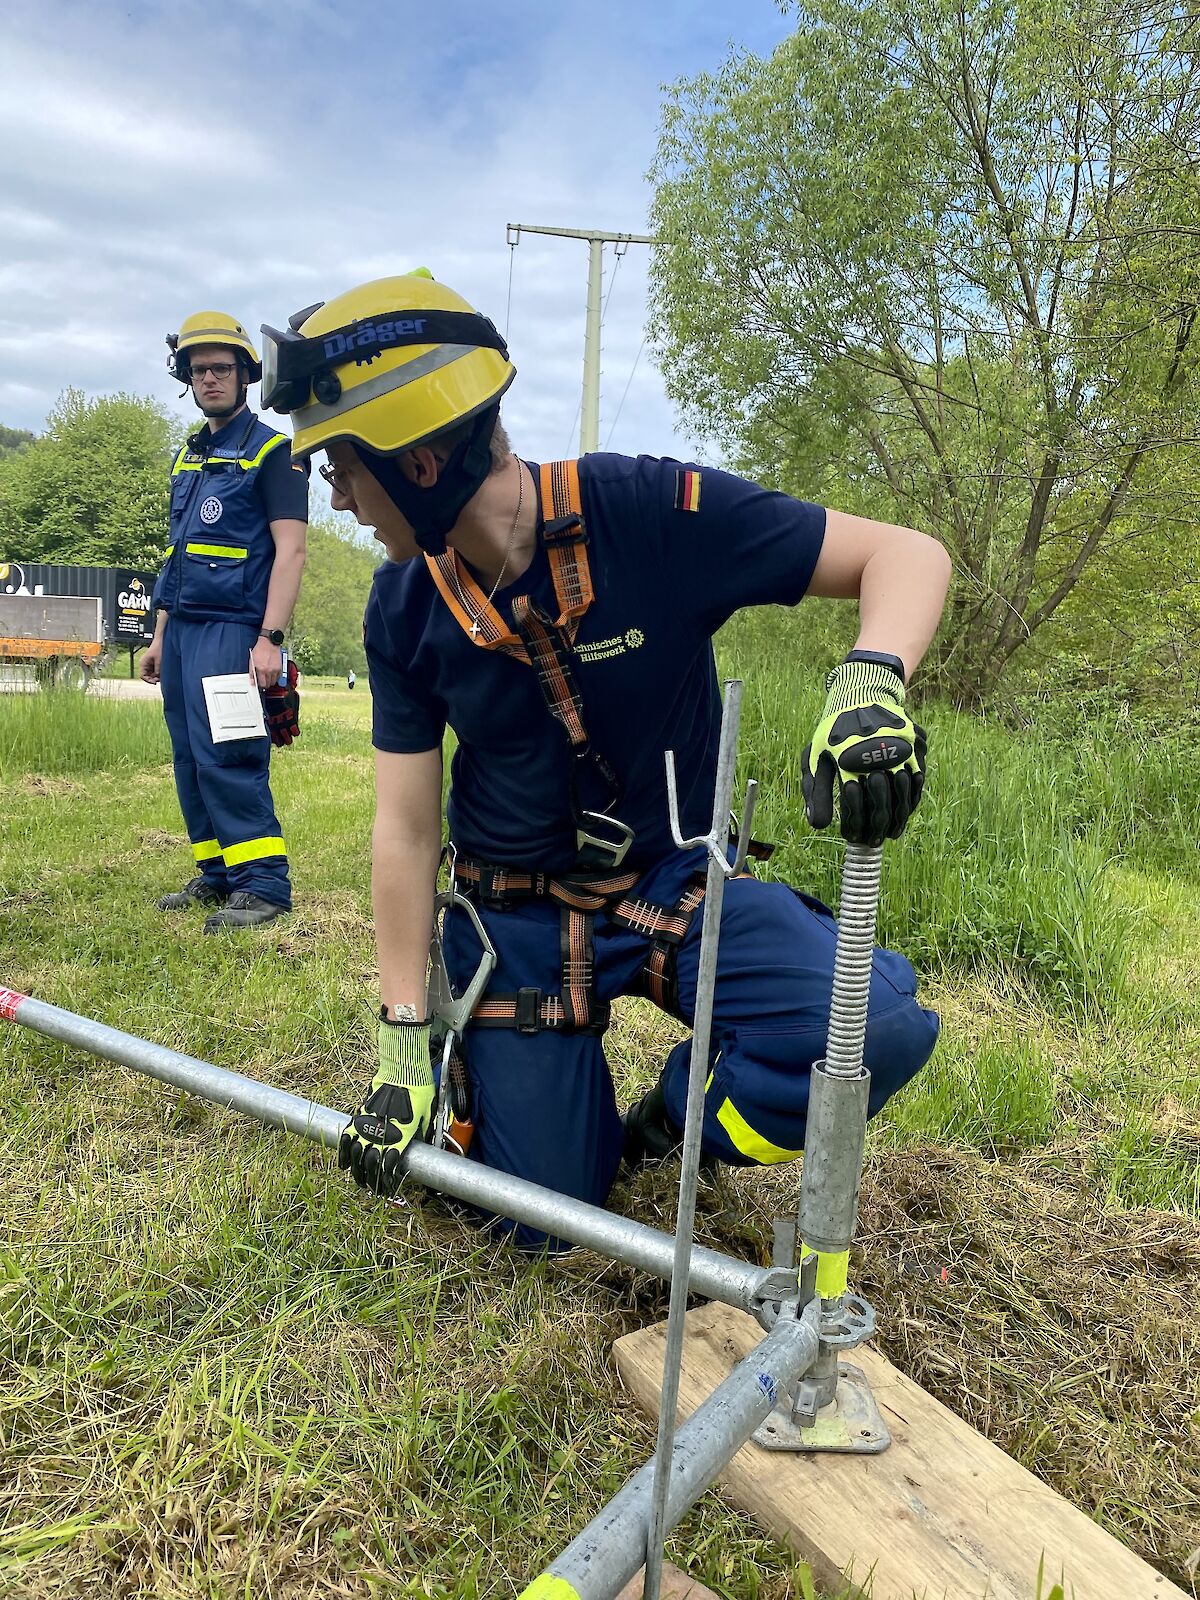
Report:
355,404,500,557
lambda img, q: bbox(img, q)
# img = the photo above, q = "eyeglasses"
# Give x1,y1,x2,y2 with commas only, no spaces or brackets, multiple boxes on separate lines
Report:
189,362,236,382
319,462,349,492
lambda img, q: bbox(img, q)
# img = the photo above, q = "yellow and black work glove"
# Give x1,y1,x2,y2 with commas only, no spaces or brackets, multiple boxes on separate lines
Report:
802,651,927,847
338,1010,435,1197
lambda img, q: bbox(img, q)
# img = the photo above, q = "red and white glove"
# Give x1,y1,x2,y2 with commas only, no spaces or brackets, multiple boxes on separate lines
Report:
263,658,300,746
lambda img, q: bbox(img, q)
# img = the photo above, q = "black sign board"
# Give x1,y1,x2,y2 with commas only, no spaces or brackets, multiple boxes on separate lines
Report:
0,561,158,647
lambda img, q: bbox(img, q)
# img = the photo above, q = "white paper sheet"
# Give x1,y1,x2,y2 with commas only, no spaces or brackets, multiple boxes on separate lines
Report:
202,652,267,743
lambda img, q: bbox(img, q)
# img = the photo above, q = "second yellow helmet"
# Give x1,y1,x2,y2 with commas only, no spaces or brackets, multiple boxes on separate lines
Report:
167,311,262,382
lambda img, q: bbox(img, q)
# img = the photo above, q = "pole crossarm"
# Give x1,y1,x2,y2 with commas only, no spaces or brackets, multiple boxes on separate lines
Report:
507,223,657,245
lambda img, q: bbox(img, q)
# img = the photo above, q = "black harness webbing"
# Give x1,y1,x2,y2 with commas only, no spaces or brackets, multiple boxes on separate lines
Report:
452,856,710,1032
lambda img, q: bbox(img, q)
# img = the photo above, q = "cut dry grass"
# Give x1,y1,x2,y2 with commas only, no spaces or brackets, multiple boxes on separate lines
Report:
2,648,1199,1597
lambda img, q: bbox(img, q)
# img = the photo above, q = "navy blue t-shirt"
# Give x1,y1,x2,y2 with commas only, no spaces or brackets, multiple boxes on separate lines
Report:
365,453,825,872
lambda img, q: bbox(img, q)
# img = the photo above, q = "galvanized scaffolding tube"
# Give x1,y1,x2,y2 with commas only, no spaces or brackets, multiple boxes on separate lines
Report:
519,1306,820,1600
645,681,753,1600
0,989,782,1315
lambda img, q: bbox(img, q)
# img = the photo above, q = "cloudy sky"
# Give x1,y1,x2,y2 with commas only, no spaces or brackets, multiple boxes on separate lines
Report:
2,0,791,470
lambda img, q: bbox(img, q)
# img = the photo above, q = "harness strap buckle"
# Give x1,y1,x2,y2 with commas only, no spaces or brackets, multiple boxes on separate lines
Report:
473,864,508,906
575,810,635,870
515,987,542,1033
543,512,585,545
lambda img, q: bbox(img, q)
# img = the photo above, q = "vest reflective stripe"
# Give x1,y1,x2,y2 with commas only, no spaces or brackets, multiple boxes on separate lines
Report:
223,834,286,866
192,837,223,862
239,435,287,471
716,1095,802,1164
168,431,288,479
154,411,285,622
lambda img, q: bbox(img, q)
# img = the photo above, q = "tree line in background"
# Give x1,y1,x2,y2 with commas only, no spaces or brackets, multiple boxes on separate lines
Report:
0,390,378,676
5,0,1196,716
650,0,1200,710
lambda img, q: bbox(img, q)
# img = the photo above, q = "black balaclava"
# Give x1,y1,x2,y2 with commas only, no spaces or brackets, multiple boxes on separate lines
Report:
354,403,500,556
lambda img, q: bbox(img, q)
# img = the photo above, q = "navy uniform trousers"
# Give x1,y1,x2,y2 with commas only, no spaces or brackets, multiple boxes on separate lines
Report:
444,848,938,1251
159,617,291,908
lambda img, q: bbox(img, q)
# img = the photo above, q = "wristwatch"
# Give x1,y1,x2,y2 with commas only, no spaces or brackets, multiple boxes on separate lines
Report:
259,628,285,647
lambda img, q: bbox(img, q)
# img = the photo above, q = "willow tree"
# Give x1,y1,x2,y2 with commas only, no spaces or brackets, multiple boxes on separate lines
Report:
650,0,1200,705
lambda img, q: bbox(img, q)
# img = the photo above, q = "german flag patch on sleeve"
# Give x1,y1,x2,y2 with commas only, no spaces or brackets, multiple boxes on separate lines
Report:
674,468,702,512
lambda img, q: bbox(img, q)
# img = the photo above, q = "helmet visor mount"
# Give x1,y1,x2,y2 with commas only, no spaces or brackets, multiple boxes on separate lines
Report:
260,308,509,417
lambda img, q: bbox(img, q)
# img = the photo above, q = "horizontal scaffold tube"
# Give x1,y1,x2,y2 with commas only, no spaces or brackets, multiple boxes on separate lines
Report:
1,988,783,1315
520,1307,820,1600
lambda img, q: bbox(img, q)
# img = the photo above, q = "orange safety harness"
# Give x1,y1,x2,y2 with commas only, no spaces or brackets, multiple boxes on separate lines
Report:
424,461,769,1036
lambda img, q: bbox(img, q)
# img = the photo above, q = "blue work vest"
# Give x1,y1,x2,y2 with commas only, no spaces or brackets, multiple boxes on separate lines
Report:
153,410,288,624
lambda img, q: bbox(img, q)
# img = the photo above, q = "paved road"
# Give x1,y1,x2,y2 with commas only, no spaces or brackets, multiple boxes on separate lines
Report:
0,671,160,698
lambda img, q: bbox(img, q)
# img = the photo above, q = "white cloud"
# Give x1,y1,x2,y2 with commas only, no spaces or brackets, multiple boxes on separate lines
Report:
1,0,788,469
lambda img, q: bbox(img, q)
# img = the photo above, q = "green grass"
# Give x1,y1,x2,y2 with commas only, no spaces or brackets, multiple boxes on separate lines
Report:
1,627,1198,1595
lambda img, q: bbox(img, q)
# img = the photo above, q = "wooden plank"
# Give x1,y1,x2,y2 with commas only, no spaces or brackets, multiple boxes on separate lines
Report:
613,1303,1185,1600
615,1562,720,1599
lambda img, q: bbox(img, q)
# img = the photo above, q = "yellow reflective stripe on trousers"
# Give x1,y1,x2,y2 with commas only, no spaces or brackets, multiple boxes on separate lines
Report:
238,433,287,471
716,1096,802,1165
191,838,223,862
184,542,249,558
517,1576,579,1600
223,835,286,867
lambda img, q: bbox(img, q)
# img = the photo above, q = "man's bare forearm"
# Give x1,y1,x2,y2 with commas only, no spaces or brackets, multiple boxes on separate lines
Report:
264,522,307,634
372,826,441,1019
852,530,951,681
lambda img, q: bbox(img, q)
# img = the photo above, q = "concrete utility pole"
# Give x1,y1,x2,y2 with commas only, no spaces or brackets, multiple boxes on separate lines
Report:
507,223,656,455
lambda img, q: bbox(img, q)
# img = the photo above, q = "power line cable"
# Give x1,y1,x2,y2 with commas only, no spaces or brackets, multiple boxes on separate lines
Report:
603,335,646,451
504,232,518,341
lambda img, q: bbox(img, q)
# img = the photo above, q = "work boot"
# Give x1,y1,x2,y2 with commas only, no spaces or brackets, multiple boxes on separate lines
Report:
622,1078,717,1172
157,876,227,911
202,891,287,933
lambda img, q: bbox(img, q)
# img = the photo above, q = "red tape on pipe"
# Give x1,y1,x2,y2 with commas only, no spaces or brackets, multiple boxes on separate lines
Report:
0,988,28,1020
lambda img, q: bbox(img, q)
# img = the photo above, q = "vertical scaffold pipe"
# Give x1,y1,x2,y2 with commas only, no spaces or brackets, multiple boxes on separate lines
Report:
796,842,882,1358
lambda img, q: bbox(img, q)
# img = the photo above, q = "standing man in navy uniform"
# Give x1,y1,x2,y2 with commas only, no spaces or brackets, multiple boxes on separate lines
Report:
141,312,309,931
261,273,950,1246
